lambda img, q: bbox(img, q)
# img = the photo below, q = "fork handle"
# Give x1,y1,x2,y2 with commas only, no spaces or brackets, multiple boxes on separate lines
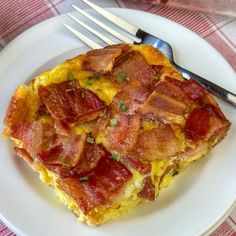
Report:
176,64,236,107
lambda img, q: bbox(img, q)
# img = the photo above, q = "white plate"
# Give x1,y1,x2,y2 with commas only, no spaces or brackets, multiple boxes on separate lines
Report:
0,8,236,236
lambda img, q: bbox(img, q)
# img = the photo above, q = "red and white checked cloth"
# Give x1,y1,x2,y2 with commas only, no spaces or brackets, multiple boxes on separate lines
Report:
0,0,235,235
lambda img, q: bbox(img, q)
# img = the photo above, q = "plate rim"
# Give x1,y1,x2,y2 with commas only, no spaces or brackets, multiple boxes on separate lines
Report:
0,8,236,236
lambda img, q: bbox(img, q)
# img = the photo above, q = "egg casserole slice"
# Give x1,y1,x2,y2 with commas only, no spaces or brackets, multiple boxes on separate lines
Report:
3,44,230,226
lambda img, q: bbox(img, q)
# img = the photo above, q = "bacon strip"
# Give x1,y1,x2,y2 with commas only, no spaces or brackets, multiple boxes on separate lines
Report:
84,44,132,74
38,80,106,125
123,155,151,175
185,104,230,143
184,107,211,141
57,176,107,214
48,142,105,177
38,133,87,168
139,90,188,121
112,80,151,113
106,113,141,156
111,51,157,88
138,176,155,201
94,156,132,193
58,153,132,214
134,124,181,161
165,77,207,101
155,79,190,105
11,120,90,169
14,147,33,165
11,121,55,159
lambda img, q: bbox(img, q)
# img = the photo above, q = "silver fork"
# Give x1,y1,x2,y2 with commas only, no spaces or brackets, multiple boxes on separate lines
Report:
64,0,236,107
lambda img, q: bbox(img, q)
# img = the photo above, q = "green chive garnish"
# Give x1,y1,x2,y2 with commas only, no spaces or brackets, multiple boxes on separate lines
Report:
94,75,100,80
34,113,40,120
86,79,93,86
116,72,126,83
79,176,88,183
110,118,117,127
96,88,103,93
86,137,95,144
151,75,159,80
67,72,75,81
119,102,128,112
172,170,179,176
111,152,120,161
62,163,70,169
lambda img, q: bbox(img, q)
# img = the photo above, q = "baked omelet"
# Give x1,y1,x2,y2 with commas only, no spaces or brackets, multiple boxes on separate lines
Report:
3,44,230,226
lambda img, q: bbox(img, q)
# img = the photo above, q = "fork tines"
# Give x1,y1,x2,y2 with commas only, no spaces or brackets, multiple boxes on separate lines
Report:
65,0,141,49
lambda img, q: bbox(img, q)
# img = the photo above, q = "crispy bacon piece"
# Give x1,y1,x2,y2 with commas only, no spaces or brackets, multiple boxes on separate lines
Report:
38,80,106,125
111,51,157,88
91,108,111,137
184,104,230,142
106,113,141,155
58,153,132,214
182,79,207,101
11,120,89,168
184,107,211,141
71,143,104,176
152,65,164,75
112,80,151,113
155,79,190,105
14,147,33,165
138,176,155,201
11,121,55,159
139,90,188,118
84,44,132,73
38,133,87,168
165,77,207,101
57,176,108,214
138,77,196,120
94,156,132,193
123,155,151,175
134,124,181,161
49,142,105,177
110,52,164,114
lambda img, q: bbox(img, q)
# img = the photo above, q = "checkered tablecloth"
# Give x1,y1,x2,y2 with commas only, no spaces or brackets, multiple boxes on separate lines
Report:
0,0,235,235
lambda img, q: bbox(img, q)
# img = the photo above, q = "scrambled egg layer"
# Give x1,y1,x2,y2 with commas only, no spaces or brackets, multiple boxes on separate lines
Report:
13,45,210,226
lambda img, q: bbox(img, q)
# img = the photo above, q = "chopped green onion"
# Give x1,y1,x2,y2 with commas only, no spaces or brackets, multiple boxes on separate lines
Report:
110,118,118,127
111,152,121,161
94,75,100,80
151,75,159,80
96,88,103,93
86,79,93,86
79,176,88,183
34,113,40,120
67,72,75,81
62,163,70,169
86,137,95,144
172,170,179,176
116,72,126,83
119,102,128,112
